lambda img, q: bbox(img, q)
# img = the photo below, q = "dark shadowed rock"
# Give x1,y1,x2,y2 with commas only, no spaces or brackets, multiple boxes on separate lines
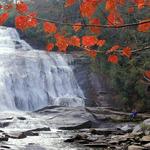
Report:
6,132,26,139
0,122,11,128
59,121,92,130
1,145,11,149
28,127,50,132
23,131,39,137
0,134,9,141
90,128,119,136
17,117,26,120
84,143,107,148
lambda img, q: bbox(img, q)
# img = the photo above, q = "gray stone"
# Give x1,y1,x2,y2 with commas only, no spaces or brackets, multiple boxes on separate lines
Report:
6,132,26,139
141,135,150,143
128,145,144,150
144,143,150,149
121,124,133,132
132,118,150,134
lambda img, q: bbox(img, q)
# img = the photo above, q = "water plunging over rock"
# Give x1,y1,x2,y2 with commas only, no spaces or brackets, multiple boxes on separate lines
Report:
0,26,85,111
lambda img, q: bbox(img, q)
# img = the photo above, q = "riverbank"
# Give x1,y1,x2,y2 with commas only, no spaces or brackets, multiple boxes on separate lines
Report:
0,106,149,150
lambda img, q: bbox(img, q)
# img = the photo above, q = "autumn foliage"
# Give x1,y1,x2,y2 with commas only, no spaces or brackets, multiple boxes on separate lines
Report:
0,0,149,66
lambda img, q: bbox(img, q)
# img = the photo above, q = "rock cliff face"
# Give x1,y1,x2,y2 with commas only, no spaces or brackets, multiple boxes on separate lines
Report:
66,52,111,107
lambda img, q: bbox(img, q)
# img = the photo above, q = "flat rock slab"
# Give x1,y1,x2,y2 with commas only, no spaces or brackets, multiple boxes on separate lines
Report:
128,145,145,150
141,136,150,143
36,106,96,129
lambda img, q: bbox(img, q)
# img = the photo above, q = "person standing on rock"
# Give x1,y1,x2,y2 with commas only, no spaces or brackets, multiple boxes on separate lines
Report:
130,108,138,119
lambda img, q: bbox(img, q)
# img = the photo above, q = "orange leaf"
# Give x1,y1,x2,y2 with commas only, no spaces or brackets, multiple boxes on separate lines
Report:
107,45,120,54
106,0,116,11
46,43,54,51
134,0,145,9
73,22,82,32
16,1,29,13
128,7,134,14
55,34,69,52
122,47,132,58
43,22,57,34
117,0,125,5
80,0,102,18
69,36,80,47
97,40,106,47
138,21,150,32
89,18,101,34
65,0,76,7
144,71,150,79
108,55,118,64
107,11,124,26
15,15,28,31
15,14,37,31
0,13,9,25
82,36,98,47
4,4,13,10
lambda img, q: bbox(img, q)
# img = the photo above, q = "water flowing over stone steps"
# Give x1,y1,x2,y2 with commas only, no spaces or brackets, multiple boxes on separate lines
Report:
0,26,85,111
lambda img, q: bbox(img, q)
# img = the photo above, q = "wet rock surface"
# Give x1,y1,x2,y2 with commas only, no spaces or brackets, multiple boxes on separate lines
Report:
0,106,149,150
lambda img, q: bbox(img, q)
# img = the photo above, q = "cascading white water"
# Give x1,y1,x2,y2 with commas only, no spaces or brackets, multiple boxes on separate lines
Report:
0,26,85,111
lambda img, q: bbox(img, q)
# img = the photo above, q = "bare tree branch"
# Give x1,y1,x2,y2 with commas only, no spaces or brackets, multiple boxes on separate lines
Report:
21,12,150,29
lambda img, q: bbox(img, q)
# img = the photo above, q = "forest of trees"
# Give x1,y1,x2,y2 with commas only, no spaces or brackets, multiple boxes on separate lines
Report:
0,0,150,111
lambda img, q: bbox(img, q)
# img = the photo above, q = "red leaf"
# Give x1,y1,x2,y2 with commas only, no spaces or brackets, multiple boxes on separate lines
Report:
16,1,28,13
73,22,82,32
138,21,150,32
15,14,38,31
55,34,69,52
134,0,145,9
106,0,116,11
128,7,134,14
0,13,9,25
108,55,118,64
89,18,101,34
107,11,124,26
144,71,150,79
82,36,98,47
107,45,120,54
65,0,76,7
43,22,57,34
80,0,102,18
4,4,13,10
15,15,27,31
122,47,132,58
46,43,54,51
69,36,80,47
97,40,106,47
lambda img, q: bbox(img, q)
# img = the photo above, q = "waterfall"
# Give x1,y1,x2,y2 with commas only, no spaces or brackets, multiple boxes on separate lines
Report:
0,26,85,111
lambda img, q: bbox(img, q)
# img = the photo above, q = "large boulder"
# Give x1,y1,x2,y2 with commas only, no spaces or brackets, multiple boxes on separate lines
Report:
36,106,96,129
132,118,150,134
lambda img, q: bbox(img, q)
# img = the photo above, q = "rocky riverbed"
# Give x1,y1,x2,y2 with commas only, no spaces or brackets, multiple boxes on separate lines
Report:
0,106,149,150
